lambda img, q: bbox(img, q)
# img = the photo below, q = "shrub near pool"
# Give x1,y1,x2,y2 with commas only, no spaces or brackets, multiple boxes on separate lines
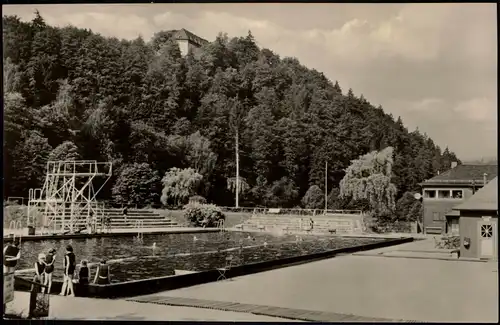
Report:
183,202,225,227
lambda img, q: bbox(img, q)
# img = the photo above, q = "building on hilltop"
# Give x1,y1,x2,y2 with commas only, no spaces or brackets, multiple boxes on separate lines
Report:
167,28,209,57
418,162,498,235
454,176,497,260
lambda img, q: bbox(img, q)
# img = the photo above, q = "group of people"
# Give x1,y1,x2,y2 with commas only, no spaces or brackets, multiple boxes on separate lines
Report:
3,240,113,298
79,206,129,234
33,245,79,296
80,212,113,234
33,245,113,296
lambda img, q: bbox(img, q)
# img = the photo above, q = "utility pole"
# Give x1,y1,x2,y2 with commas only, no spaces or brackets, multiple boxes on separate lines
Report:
324,161,328,212
235,129,240,208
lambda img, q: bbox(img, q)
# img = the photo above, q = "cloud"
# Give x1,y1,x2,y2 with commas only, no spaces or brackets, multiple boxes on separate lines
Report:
408,99,445,112
43,12,154,40
150,8,443,63
452,98,497,122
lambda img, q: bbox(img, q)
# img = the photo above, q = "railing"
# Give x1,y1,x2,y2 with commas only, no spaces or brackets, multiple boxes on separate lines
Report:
219,207,363,216
6,197,27,205
217,219,225,231
8,220,23,243
422,179,489,184
135,220,144,242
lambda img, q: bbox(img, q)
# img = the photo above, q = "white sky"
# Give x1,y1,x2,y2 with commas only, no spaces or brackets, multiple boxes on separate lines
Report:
3,3,497,161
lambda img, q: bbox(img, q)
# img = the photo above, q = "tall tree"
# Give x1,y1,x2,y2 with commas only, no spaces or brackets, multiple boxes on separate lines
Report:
340,147,398,215
161,167,203,206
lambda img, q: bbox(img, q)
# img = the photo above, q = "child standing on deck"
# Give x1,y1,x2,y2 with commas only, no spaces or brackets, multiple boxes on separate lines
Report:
78,260,90,285
78,259,90,296
43,248,56,294
32,253,46,291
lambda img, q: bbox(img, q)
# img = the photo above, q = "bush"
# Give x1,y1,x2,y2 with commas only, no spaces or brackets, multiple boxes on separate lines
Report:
436,235,460,249
368,212,412,233
189,195,207,204
183,202,225,228
3,203,28,228
301,185,324,209
4,202,45,228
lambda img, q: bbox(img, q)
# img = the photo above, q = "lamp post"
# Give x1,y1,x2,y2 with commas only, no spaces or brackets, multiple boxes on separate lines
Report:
324,161,328,213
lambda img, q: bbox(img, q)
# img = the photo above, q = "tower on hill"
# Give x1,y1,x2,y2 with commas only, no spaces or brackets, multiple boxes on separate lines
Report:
167,28,209,57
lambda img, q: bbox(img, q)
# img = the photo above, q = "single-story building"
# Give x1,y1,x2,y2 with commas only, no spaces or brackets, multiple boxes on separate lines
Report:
419,163,498,235
454,176,498,260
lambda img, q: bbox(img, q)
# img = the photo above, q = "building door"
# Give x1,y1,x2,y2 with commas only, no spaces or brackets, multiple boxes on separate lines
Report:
478,222,494,258
450,218,459,235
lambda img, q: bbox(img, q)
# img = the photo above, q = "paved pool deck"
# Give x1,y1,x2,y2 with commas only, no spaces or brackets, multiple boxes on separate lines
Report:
134,239,498,323
4,291,292,321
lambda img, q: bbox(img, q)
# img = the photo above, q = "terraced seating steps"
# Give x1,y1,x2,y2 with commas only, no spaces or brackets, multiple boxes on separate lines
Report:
242,214,363,234
40,209,180,229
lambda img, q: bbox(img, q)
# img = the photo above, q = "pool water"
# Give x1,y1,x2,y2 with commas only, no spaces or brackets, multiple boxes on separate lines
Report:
16,232,385,283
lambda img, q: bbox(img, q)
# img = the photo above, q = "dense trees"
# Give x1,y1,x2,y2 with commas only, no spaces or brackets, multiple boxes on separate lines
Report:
3,13,462,210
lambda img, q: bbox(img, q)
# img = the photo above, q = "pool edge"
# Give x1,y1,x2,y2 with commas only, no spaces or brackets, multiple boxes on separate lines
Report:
14,237,413,298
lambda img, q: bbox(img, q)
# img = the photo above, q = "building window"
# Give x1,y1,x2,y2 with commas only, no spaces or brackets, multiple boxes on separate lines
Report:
433,212,441,221
438,190,451,199
451,190,463,199
424,190,436,198
480,224,493,238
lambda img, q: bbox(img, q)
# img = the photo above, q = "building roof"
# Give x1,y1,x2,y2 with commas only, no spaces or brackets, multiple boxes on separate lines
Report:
170,28,209,46
420,164,498,186
446,210,461,217
454,177,498,211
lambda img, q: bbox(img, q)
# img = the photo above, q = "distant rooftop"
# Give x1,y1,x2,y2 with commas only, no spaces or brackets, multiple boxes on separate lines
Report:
420,164,498,186
454,177,498,211
168,28,209,46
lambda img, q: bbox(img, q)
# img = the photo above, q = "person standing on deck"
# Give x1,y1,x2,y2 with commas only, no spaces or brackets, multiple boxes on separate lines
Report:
91,211,97,233
93,260,111,285
43,248,56,294
3,239,21,274
33,253,46,291
122,206,128,226
308,217,314,233
78,259,90,296
59,245,76,297
3,239,21,312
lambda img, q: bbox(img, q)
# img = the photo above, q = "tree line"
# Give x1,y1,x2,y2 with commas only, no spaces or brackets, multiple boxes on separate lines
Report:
3,11,461,212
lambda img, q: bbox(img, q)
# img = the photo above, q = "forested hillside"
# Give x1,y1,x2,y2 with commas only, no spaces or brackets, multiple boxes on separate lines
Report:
3,12,461,209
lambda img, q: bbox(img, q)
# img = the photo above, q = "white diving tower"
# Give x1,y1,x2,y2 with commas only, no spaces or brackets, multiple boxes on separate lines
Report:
27,160,112,234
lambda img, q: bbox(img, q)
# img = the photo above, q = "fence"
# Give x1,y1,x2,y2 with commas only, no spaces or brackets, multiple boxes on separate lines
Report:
8,197,364,217
76,201,364,216
5,197,28,206
218,207,363,216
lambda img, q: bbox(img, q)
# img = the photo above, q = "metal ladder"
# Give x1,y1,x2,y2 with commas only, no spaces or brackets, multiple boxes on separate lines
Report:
135,220,144,243
9,220,23,245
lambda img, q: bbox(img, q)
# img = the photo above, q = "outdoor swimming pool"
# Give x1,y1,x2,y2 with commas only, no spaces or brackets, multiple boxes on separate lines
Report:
16,232,386,283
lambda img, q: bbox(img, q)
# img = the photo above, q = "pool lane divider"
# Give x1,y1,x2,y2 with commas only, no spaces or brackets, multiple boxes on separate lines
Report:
13,236,413,298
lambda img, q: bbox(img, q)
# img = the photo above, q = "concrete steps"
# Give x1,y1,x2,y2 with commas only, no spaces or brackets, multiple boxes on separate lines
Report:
243,214,364,234
43,209,179,229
